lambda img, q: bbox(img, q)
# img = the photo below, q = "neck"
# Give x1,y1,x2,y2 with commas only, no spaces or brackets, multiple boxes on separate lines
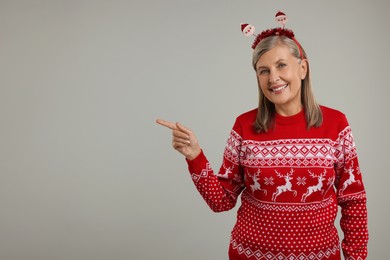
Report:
275,103,303,116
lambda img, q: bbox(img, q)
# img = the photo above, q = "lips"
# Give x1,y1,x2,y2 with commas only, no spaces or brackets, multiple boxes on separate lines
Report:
270,84,288,92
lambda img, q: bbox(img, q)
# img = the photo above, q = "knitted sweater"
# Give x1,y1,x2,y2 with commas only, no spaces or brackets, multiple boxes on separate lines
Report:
186,106,368,260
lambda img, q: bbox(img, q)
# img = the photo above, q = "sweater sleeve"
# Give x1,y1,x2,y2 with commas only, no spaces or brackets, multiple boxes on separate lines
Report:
186,120,245,212
334,117,369,259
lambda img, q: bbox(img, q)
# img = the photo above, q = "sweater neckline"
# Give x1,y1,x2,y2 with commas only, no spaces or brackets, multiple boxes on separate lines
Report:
275,108,305,126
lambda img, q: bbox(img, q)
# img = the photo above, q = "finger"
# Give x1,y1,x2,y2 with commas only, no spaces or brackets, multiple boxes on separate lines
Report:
176,122,192,135
156,119,177,130
172,141,189,151
172,129,190,140
172,136,191,145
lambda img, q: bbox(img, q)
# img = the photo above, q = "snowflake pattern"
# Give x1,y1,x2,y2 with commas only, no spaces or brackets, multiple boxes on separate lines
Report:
297,176,306,186
233,173,243,183
264,177,274,185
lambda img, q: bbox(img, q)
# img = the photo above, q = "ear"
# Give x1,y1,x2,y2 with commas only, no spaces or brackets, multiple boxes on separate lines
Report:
299,59,308,80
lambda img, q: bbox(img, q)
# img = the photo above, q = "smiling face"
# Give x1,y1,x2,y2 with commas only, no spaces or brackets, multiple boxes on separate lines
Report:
255,44,307,116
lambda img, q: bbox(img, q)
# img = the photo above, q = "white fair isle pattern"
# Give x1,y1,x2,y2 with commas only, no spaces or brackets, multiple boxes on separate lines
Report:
224,129,242,165
231,238,339,260
242,139,336,168
224,130,341,169
334,126,358,171
191,163,212,183
337,191,366,204
242,191,335,212
187,116,368,259
231,190,340,258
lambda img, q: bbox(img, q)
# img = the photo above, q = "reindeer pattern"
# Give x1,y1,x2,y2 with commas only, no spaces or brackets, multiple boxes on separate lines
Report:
338,161,361,196
248,169,267,195
216,163,233,178
301,170,326,202
272,169,297,201
242,158,361,203
242,167,347,203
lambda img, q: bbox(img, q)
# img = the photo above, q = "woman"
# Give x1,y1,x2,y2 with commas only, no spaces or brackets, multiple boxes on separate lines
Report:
156,12,368,260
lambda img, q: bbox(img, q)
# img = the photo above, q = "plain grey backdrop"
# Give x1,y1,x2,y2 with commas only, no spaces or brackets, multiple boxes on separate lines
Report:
0,0,389,259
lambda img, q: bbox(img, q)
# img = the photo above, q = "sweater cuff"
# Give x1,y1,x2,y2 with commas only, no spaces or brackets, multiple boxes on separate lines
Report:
186,150,208,173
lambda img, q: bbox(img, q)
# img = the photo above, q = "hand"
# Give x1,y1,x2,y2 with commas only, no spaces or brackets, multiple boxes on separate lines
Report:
156,119,201,160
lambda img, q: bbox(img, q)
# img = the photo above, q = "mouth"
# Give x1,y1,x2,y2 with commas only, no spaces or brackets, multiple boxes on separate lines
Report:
269,84,288,93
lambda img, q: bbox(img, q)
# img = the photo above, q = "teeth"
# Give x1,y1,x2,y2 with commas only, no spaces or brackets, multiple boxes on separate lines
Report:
272,85,287,92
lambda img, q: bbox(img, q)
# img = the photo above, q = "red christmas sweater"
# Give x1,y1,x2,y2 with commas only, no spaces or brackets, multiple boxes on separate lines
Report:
186,106,368,260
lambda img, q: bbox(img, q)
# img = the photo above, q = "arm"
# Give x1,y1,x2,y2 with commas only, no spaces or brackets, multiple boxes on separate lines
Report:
156,119,245,212
186,150,244,212
334,124,369,259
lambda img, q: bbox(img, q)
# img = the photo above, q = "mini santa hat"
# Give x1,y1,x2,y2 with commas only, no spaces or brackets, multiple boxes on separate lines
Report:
275,11,286,18
241,23,250,32
240,11,304,59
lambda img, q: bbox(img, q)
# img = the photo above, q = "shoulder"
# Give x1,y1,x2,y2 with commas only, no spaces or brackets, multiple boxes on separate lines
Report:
236,108,257,122
320,105,350,131
320,105,345,117
230,108,257,134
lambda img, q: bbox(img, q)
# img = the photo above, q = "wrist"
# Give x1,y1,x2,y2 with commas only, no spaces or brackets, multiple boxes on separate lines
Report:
186,148,201,161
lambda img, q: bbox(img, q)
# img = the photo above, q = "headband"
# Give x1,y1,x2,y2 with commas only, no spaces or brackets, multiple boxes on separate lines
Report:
241,11,304,59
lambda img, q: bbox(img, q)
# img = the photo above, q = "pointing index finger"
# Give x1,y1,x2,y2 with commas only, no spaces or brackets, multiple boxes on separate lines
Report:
156,119,177,130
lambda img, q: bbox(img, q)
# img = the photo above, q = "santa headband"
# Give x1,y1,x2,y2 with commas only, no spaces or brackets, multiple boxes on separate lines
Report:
241,11,304,59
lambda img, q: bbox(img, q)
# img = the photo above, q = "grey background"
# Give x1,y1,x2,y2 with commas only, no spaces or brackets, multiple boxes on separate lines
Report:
0,0,388,259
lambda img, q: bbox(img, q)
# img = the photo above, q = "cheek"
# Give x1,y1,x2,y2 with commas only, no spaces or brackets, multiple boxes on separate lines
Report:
282,70,300,83
258,77,268,90
258,78,272,97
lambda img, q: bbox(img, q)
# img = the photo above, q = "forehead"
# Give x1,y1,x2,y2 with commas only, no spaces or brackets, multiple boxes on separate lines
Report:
256,44,294,67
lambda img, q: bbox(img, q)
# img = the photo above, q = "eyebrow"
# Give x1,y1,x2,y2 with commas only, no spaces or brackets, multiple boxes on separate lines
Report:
256,59,288,71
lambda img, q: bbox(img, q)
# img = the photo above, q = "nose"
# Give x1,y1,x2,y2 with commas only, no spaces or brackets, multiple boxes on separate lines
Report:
269,69,280,84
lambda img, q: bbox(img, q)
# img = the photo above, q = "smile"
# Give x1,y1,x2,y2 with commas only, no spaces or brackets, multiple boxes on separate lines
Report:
270,84,288,92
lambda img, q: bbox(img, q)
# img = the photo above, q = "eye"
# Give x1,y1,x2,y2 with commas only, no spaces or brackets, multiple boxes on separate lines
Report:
277,63,287,69
258,69,269,76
